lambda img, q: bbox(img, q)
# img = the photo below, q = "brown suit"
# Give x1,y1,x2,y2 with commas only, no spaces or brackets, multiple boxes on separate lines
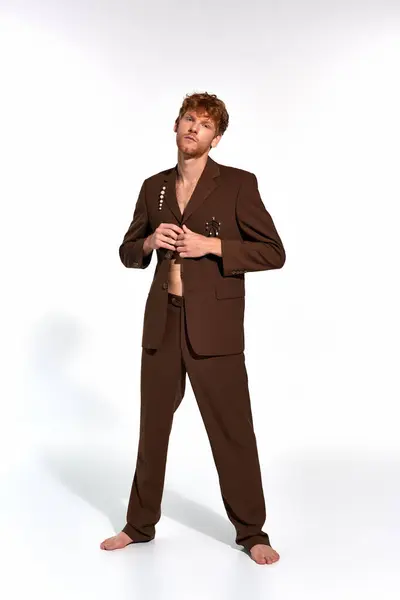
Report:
119,155,286,552
119,155,285,355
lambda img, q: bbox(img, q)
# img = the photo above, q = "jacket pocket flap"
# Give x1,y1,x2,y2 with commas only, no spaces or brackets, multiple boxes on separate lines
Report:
215,279,245,299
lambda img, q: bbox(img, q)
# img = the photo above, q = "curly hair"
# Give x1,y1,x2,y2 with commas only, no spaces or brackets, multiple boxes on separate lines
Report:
175,91,229,137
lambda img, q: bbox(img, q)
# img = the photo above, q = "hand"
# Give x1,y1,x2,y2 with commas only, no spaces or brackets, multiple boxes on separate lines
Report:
146,223,184,252
175,224,215,258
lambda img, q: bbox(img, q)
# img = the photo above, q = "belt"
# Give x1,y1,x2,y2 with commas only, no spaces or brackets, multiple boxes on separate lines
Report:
168,292,184,307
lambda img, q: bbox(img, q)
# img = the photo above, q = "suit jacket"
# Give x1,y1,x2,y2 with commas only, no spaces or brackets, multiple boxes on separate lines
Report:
119,155,286,356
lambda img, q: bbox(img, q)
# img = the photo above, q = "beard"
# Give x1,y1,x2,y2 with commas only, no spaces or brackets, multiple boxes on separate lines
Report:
177,135,207,158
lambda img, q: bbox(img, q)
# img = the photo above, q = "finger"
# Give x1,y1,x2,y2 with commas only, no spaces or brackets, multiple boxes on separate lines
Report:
159,223,184,234
167,229,185,240
165,231,179,241
159,241,177,250
160,228,181,241
158,234,176,250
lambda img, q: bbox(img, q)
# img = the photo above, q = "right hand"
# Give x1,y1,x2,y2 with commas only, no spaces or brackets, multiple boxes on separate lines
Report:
146,223,184,251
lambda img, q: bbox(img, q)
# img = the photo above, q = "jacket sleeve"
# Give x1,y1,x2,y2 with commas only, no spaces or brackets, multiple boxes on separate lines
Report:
220,172,286,276
119,179,154,269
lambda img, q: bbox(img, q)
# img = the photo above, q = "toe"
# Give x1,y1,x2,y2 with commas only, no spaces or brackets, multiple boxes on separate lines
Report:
271,554,279,563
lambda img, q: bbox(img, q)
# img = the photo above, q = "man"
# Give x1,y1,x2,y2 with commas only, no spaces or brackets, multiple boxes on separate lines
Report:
100,92,285,565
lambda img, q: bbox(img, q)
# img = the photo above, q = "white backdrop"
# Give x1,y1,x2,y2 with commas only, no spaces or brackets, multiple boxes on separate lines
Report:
1,1,399,598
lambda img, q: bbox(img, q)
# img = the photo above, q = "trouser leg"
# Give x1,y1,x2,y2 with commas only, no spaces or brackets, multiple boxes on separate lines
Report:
122,293,186,543
180,297,271,552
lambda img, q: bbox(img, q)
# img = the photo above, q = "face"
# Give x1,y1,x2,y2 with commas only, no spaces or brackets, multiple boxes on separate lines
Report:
174,110,222,158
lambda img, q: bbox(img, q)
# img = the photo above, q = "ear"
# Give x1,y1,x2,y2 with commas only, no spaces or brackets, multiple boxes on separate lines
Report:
211,134,222,149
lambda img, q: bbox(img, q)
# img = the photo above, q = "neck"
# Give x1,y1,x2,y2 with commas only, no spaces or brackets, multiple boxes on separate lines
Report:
176,152,209,185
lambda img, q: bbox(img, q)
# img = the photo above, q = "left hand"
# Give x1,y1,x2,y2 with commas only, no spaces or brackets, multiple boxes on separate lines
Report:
175,224,212,258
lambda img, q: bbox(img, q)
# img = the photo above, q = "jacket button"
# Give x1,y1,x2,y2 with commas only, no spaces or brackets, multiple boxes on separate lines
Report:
165,250,173,259
162,282,168,290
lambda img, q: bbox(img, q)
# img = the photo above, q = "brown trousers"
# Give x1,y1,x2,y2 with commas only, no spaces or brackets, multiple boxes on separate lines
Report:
122,292,271,551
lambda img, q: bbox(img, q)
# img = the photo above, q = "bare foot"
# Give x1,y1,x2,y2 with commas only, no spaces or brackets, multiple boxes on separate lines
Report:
249,544,280,565
100,531,133,551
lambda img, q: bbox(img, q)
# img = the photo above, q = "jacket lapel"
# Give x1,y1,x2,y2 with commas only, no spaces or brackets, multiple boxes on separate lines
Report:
163,155,221,224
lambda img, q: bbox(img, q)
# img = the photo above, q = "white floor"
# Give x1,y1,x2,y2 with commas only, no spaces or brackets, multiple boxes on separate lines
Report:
1,427,398,600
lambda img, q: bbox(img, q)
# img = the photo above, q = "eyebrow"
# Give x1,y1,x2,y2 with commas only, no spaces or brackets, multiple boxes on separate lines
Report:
186,112,212,122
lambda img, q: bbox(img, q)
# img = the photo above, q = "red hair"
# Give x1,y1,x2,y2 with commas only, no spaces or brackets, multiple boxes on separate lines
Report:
175,91,229,137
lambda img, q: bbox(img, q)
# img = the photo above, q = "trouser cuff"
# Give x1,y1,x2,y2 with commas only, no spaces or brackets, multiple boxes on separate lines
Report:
240,533,271,552
122,523,155,544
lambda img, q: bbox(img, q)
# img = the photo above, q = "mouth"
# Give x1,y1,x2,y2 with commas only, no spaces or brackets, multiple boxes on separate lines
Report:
184,136,197,142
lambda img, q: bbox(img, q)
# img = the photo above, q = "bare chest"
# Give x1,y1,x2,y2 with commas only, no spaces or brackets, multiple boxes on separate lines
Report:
175,181,198,217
